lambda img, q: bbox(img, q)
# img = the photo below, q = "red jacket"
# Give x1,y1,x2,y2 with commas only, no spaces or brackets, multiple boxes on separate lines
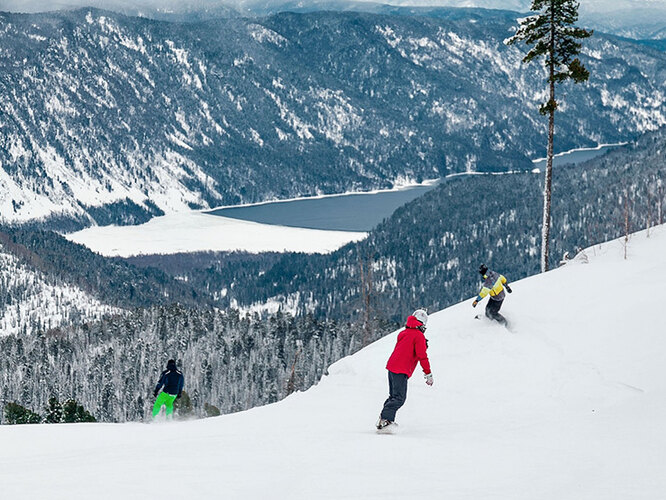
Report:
386,316,431,377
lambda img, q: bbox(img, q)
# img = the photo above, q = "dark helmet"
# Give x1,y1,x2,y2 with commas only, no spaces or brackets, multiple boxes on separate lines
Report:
479,264,488,276
166,359,177,371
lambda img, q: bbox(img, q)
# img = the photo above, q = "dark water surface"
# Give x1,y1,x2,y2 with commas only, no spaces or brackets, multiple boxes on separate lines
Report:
209,144,623,232
208,183,439,232
531,144,624,170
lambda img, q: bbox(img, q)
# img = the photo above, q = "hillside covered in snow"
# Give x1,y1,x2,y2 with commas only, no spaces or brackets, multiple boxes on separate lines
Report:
1,8,665,228
0,234,121,336
0,226,220,336
1,224,665,499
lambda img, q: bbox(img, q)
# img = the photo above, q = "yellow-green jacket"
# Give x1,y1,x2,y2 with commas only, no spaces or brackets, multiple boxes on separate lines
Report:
476,270,508,302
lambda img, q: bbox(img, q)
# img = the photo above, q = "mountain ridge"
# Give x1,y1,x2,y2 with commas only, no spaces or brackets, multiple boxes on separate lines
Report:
1,8,665,229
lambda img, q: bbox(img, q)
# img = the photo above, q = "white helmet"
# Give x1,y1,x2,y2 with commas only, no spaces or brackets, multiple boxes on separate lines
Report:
412,308,428,326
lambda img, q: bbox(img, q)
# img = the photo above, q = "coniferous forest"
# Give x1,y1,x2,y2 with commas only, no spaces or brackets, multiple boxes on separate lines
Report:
0,306,362,422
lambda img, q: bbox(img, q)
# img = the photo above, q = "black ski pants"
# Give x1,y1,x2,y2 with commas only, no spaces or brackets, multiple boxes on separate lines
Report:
380,371,408,422
485,298,506,325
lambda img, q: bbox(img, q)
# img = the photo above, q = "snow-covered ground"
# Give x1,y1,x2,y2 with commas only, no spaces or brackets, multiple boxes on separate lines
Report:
66,211,367,257
3,226,666,499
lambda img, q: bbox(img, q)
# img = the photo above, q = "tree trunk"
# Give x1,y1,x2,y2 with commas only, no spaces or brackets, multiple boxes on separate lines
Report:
658,183,663,225
624,191,630,260
541,106,554,273
541,5,556,273
286,348,301,395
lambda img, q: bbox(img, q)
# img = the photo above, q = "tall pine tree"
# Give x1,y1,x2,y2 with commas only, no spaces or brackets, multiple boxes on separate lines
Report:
507,0,592,271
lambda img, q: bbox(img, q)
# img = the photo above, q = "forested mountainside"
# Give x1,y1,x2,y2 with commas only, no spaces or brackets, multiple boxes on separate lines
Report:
0,241,120,337
0,227,213,336
637,39,666,52
1,8,665,229
0,228,206,309
0,306,363,422
163,127,666,323
240,1,666,41
11,0,666,41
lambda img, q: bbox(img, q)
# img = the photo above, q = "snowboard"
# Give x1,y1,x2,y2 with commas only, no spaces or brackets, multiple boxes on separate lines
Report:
376,421,399,434
474,314,512,331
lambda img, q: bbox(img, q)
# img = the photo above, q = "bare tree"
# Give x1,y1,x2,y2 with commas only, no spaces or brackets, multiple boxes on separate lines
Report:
286,340,303,396
658,179,664,226
646,182,653,238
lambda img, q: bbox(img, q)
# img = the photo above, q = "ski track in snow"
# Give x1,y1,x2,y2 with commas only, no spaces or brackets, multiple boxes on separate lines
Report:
2,225,666,499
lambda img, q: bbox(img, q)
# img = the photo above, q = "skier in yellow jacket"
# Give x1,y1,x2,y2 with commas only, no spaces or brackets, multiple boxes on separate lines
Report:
473,264,512,326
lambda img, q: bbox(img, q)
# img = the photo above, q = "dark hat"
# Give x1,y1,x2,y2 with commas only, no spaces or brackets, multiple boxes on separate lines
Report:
166,359,177,370
479,264,488,276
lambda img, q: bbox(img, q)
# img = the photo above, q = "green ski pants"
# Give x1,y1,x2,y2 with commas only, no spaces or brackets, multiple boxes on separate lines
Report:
152,392,177,419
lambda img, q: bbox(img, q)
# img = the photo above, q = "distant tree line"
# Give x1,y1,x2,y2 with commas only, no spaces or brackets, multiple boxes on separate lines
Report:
0,228,208,310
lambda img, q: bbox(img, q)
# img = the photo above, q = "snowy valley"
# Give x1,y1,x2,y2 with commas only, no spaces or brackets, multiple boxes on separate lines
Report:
0,2,665,497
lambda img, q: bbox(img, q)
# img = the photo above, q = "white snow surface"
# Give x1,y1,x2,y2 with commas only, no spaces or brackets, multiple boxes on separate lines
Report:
66,211,367,257
3,226,666,498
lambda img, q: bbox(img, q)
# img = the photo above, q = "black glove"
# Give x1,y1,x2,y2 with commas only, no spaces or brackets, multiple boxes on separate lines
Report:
505,284,512,293
153,389,159,398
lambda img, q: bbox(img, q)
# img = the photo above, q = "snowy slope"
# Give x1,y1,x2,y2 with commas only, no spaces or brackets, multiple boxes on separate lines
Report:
2,226,666,499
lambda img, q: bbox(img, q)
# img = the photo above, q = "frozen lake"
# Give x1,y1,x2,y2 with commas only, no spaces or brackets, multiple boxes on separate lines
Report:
210,143,624,232
66,143,626,257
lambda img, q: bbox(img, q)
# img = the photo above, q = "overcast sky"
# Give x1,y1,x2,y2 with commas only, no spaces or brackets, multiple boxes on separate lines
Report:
0,0,662,15
0,0,235,13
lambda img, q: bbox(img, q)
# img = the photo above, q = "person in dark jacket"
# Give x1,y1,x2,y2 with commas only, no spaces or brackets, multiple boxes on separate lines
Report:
152,359,184,420
376,309,433,431
473,264,512,326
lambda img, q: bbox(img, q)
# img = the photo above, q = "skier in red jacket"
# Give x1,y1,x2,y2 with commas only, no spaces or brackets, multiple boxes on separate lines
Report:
376,309,433,430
